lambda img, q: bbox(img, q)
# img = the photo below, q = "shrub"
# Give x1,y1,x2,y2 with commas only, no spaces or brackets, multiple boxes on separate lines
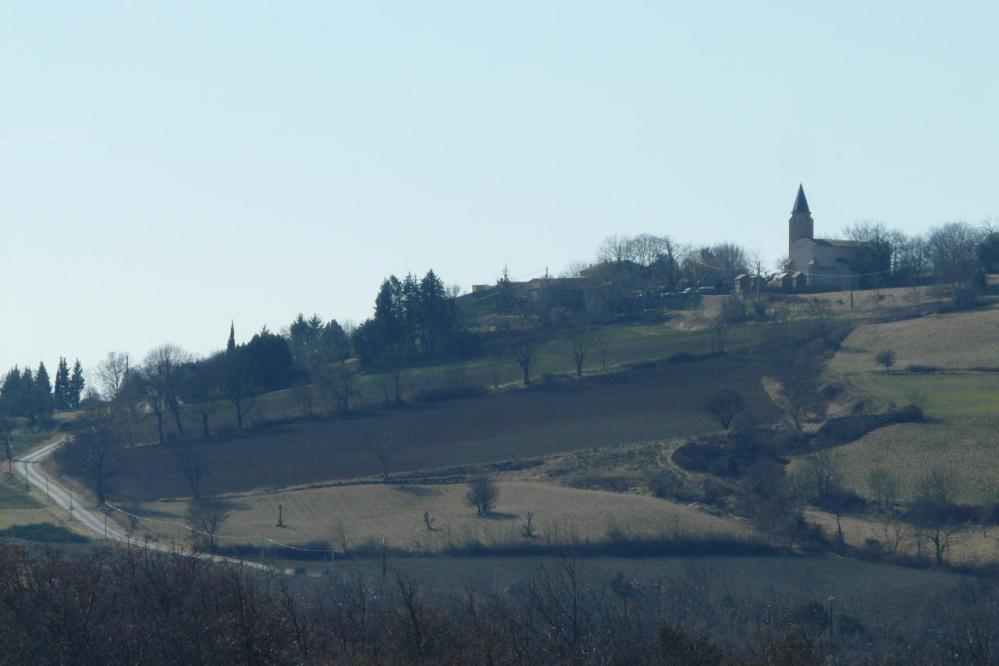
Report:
0,523,88,544
874,349,896,372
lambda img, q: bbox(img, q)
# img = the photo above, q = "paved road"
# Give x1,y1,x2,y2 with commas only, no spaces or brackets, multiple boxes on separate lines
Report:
14,436,271,571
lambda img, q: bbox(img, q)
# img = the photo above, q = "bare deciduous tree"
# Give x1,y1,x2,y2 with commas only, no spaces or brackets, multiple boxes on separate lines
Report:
508,339,538,386
214,348,256,431
910,469,963,566
186,497,232,551
867,468,901,514
171,435,202,498
777,354,816,431
1,415,16,473
704,388,746,429
597,234,637,264
96,351,131,404
465,476,499,516
565,324,592,378
74,407,119,504
181,360,218,438
314,362,359,416
143,344,194,437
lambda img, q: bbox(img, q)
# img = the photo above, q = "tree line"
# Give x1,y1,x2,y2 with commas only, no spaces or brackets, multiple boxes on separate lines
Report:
584,220,999,295
0,358,84,421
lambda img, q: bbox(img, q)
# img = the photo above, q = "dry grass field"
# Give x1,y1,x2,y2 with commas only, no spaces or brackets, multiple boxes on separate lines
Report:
129,481,751,552
805,285,940,316
832,305,999,374
795,424,999,504
805,509,999,566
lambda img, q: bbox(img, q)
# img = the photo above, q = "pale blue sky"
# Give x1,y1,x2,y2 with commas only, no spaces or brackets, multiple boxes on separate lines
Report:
2,1,997,374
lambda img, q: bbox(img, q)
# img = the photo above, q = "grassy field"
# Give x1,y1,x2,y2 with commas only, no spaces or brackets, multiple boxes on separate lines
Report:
805,508,999,565
832,305,999,373
81,351,782,501
798,423,999,504
0,473,81,540
845,372,999,423
130,481,749,552
823,305,999,503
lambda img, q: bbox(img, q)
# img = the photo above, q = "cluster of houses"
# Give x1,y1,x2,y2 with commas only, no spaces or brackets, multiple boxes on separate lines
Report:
733,270,808,294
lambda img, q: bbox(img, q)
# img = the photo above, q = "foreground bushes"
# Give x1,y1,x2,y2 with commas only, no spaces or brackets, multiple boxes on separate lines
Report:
1,545,997,664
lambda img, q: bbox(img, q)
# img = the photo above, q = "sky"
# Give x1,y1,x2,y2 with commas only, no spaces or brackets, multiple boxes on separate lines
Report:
1,1,997,375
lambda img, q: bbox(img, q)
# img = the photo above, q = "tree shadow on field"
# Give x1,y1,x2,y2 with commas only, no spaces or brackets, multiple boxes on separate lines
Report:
482,511,518,521
589,373,634,386
391,485,441,498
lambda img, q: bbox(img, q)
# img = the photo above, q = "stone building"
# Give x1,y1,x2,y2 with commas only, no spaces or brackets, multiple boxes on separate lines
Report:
785,185,879,289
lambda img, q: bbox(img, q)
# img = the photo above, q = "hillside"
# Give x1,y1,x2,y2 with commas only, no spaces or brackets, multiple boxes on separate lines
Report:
826,303,999,502
81,348,781,500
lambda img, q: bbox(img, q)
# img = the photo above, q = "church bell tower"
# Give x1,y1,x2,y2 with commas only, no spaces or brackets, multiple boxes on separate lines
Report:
788,184,814,251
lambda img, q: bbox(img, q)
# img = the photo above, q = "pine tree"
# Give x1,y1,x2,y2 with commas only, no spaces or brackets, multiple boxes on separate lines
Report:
34,362,53,417
227,321,237,353
53,358,70,410
0,367,23,416
68,359,85,410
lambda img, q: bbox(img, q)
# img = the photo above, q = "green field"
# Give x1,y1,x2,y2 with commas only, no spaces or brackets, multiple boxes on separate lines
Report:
846,372,999,424
0,475,76,537
828,308,999,503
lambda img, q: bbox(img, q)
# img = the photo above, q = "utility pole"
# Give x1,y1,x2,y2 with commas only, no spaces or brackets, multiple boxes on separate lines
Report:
381,538,387,583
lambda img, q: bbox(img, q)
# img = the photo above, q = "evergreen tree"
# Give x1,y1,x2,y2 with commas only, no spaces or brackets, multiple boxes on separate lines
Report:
227,321,237,353
401,273,421,354
68,359,85,410
372,276,404,350
53,358,70,410
0,367,23,416
34,362,53,417
244,327,295,391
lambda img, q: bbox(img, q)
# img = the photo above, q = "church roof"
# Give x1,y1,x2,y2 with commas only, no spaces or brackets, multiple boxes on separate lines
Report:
792,184,810,214
813,238,869,248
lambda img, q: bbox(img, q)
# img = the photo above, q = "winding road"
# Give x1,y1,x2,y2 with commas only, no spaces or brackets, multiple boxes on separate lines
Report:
14,436,271,571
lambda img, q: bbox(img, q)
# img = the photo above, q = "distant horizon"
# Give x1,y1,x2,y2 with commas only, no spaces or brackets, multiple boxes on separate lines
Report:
3,2,996,375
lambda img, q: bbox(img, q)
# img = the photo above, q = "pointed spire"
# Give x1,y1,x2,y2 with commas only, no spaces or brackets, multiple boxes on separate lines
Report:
792,184,810,214
227,321,236,352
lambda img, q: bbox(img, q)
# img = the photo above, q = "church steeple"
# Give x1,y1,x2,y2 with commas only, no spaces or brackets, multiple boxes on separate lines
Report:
789,183,814,249
792,184,810,214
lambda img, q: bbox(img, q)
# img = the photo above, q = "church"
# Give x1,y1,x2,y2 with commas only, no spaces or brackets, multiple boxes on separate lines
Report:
783,185,878,289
